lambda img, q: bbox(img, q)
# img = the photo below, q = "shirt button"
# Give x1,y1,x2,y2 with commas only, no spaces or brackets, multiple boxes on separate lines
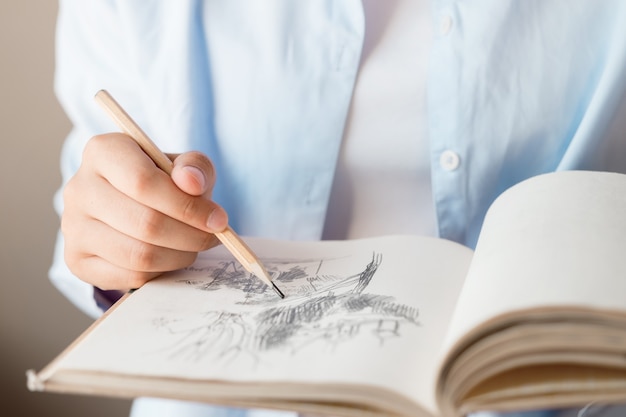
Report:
440,150,460,171
440,15,453,36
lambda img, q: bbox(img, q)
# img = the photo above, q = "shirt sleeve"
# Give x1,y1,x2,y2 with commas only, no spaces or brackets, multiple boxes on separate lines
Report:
49,0,136,318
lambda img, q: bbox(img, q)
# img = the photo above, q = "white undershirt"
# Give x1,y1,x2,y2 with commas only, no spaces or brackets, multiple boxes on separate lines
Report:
322,0,435,240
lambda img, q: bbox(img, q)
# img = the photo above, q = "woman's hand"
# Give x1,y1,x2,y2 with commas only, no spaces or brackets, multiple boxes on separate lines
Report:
61,133,228,291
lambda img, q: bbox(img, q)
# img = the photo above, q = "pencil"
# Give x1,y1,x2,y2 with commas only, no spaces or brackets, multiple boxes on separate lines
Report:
94,89,285,299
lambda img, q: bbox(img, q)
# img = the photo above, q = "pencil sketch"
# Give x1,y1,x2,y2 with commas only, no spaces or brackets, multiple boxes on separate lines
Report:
150,251,420,366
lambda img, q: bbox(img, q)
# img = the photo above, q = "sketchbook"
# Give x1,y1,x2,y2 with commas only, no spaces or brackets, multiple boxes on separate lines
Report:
28,170,626,417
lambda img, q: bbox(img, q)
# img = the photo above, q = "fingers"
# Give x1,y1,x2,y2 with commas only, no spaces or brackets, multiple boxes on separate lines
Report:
61,133,225,290
63,217,198,290
67,172,218,252
88,135,229,233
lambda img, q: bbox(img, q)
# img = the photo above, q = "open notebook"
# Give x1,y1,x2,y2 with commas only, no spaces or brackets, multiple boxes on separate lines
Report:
28,170,626,416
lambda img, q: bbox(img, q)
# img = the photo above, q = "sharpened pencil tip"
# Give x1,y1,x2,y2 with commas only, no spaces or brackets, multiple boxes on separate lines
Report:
271,282,285,299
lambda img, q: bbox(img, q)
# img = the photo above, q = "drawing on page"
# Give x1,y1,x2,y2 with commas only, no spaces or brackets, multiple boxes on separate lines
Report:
151,252,420,366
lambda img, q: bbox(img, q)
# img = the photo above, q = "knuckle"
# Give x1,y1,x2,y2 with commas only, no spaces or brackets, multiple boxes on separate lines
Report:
136,207,165,241
62,243,94,285
59,213,72,237
128,240,159,272
126,166,159,199
60,209,83,248
62,173,90,211
82,134,108,161
62,178,78,203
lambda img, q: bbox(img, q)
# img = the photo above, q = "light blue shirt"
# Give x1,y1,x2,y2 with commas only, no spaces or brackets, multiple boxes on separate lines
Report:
50,1,626,416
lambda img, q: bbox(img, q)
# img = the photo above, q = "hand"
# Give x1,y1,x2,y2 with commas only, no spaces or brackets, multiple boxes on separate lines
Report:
61,133,228,291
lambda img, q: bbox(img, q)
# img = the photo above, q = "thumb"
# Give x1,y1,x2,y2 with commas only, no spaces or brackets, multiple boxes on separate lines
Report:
170,151,216,198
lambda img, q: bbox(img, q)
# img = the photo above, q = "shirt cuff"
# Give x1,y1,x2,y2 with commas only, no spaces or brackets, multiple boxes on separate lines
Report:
93,287,125,311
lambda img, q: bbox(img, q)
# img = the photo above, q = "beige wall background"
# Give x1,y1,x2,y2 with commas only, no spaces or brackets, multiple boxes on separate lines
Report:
1,2,132,415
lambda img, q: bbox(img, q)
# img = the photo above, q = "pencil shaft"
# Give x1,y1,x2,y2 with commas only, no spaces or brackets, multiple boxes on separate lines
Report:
94,90,174,174
94,89,284,298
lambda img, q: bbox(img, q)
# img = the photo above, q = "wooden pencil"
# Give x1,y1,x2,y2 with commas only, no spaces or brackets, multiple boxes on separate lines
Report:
94,89,285,299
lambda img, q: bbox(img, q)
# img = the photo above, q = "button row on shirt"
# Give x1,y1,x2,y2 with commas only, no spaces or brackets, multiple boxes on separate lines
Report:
437,13,456,171
440,150,460,171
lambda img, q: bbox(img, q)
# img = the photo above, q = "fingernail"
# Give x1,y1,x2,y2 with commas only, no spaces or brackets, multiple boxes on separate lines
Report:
207,209,228,231
182,166,206,190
